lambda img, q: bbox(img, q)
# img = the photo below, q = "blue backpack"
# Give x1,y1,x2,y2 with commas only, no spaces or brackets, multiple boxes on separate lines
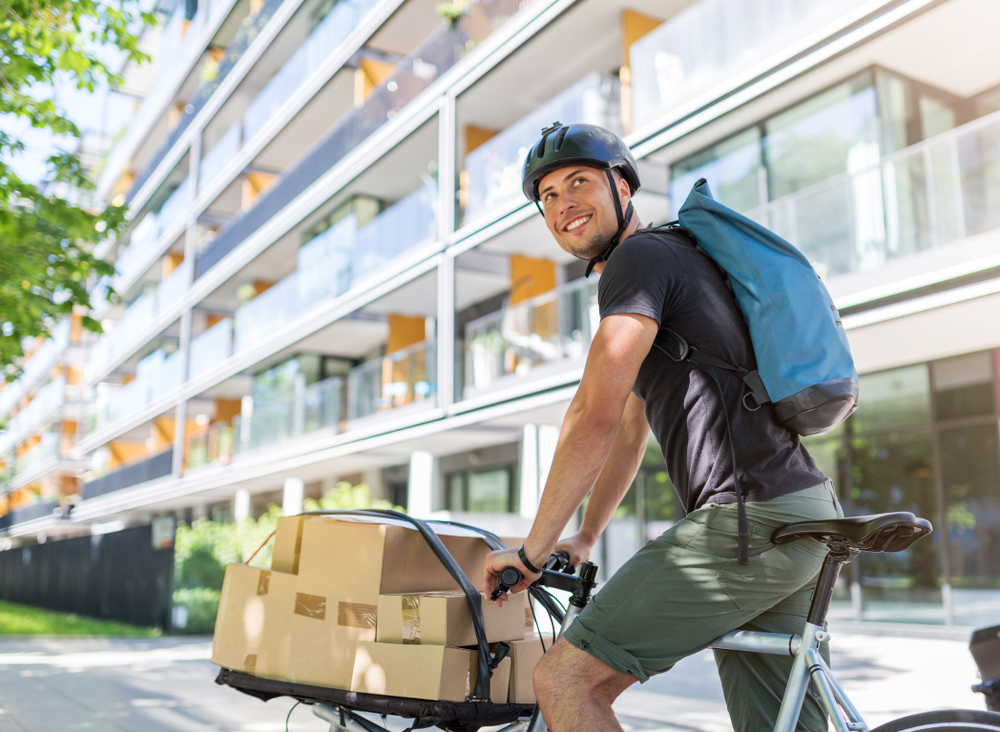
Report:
665,178,859,437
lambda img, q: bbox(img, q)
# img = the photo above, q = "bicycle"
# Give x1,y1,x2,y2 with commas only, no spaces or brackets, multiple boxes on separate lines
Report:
218,510,1000,732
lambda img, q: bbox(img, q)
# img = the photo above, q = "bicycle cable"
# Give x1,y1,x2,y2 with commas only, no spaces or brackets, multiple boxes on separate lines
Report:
285,701,301,732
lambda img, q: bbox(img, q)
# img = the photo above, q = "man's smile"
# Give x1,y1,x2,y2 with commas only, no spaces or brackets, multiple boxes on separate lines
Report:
563,214,592,233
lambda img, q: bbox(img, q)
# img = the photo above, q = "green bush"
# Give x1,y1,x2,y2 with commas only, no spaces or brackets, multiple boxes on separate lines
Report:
171,483,401,634
172,587,222,635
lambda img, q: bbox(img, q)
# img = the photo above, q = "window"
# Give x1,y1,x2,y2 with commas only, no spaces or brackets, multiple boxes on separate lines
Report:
446,467,516,513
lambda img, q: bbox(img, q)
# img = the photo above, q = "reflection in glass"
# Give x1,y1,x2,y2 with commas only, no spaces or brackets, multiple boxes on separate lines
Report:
670,127,762,216
850,429,943,623
939,424,1000,627
853,364,931,432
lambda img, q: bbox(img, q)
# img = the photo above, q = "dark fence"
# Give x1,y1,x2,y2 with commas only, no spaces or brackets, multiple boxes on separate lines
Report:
0,524,174,630
81,448,173,501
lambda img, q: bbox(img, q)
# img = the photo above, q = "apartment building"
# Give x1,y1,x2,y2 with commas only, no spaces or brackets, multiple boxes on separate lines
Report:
1,0,998,628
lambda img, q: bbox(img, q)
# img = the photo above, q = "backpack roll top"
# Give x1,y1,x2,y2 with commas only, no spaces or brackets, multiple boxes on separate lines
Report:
677,178,859,437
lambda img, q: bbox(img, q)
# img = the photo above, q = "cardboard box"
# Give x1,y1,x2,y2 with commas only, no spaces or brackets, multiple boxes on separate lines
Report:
352,641,511,702
212,564,296,679
288,516,496,690
507,634,553,704
377,590,525,647
271,515,308,574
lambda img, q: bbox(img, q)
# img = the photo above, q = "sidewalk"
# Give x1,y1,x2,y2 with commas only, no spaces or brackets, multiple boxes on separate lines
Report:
0,629,985,732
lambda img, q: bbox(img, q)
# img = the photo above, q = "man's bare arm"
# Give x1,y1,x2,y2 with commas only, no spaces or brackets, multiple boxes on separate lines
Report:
482,313,658,600
555,392,650,565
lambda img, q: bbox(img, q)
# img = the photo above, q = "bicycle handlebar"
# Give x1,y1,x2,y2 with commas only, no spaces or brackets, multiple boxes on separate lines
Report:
489,551,580,601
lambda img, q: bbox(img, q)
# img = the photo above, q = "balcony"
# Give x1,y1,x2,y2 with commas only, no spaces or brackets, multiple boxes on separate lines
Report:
9,434,60,486
186,422,236,470
231,374,344,457
462,72,622,226
5,376,66,446
462,277,599,401
195,0,532,279
740,109,1000,287
89,347,184,432
88,260,191,380
188,316,234,380
629,0,875,132
0,318,71,421
347,340,436,422
199,121,242,192
115,178,193,283
0,499,61,531
122,0,268,206
81,448,174,501
231,181,437,355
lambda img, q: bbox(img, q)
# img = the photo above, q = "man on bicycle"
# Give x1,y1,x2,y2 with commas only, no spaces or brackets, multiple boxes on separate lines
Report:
482,122,843,732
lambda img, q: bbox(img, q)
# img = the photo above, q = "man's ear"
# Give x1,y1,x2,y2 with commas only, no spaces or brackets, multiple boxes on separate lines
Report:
616,172,632,208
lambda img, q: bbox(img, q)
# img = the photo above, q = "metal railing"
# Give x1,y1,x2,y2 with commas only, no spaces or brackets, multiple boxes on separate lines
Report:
234,374,343,455
462,71,621,225
347,340,436,420
195,0,532,278
186,422,236,469
462,277,599,396
742,109,1000,280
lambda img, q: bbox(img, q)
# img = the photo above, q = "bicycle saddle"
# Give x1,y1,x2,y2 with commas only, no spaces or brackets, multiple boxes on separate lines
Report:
772,512,932,553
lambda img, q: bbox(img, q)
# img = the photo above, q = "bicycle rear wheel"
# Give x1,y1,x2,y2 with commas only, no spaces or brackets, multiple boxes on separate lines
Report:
871,710,1000,732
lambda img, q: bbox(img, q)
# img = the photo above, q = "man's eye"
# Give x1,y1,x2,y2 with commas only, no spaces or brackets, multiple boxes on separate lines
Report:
574,177,586,186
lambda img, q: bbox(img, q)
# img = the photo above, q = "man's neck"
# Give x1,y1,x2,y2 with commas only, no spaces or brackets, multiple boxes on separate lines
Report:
592,214,643,275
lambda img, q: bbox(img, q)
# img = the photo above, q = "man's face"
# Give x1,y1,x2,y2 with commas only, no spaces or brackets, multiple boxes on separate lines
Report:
537,166,629,261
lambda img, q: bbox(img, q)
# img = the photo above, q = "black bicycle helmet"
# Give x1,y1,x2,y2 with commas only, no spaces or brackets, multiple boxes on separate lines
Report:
522,122,641,276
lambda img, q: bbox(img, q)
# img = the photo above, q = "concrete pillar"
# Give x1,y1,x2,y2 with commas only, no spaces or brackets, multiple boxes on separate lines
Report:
362,469,385,501
408,451,435,518
283,477,304,516
537,424,560,492
519,424,538,519
234,489,250,522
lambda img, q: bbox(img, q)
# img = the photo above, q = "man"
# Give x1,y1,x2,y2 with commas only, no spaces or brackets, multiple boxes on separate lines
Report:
481,123,844,732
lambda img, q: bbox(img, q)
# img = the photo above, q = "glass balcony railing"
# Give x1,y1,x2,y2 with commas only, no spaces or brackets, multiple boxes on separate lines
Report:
0,319,71,421
88,259,191,379
12,433,60,482
347,340,436,420
115,178,193,282
188,317,233,379
743,110,1000,281
232,181,438,354
186,422,236,469
462,277,599,398
124,0,284,206
199,121,242,192
5,376,66,445
462,72,621,225
630,0,873,131
234,374,343,454
195,0,532,278
243,0,380,143
232,272,303,354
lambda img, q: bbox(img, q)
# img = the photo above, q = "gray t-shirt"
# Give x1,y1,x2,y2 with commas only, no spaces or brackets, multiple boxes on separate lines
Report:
597,227,826,515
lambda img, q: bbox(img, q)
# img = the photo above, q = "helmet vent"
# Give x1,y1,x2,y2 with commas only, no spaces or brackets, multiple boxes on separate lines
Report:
553,125,569,152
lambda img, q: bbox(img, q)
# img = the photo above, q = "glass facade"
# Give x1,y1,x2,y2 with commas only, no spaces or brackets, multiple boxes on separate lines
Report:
803,349,1000,626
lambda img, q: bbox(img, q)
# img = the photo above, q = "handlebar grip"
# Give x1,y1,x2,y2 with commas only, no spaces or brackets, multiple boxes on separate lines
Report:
500,566,523,587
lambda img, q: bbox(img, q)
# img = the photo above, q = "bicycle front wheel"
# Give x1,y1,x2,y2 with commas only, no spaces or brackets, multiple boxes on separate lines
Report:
871,710,1000,732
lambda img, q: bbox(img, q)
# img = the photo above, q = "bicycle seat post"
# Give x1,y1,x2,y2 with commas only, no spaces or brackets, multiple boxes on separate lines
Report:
806,545,859,627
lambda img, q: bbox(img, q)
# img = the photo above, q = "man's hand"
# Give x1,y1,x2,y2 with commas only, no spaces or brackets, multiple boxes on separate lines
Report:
482,547,541,607
554,533,593,567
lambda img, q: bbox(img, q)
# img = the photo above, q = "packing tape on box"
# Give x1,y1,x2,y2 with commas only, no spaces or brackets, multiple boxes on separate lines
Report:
244,654,257,674
292,592,376,629
257,570,270,596
401,595,420,644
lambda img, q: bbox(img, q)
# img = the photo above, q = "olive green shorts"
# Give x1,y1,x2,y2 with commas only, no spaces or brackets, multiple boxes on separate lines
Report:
562,480,844,732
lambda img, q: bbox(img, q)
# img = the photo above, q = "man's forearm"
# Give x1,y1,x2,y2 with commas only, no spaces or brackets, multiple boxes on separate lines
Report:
522,396,623,565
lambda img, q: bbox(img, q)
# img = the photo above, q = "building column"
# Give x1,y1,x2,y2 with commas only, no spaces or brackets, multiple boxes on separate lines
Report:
234,489,250,522
408,451,435,518
520,424,560,519
283,477,304,516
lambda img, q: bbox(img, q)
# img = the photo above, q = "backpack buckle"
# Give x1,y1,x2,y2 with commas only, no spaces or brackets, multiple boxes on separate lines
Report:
743,391,763,412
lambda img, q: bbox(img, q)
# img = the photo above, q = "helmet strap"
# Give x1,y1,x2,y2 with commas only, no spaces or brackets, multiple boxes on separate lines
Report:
586,169,633,277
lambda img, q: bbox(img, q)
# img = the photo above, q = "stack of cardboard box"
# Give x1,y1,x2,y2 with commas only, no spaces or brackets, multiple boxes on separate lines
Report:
212,515,549,703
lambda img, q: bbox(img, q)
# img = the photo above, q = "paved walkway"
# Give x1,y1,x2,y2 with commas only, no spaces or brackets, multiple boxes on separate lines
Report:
0,627,985,732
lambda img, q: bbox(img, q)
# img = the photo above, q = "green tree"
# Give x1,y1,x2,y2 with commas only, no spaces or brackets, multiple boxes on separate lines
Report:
0,0,154,379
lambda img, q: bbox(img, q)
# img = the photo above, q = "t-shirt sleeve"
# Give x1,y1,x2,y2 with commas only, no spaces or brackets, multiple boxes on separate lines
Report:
597,233,678,326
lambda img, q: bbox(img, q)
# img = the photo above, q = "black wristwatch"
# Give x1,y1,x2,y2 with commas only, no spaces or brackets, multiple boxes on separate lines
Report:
518,545,543,574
